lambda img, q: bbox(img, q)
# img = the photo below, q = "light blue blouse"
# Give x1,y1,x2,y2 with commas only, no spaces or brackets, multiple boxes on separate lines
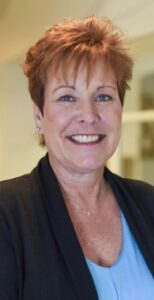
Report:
86,213,154,300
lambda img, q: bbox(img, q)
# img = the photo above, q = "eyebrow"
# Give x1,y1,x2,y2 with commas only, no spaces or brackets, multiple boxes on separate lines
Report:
53,85,75,93
97,85,117,91
52,84,117,94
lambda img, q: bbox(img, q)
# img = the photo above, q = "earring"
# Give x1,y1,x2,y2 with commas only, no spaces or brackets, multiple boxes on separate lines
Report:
36,126,41,133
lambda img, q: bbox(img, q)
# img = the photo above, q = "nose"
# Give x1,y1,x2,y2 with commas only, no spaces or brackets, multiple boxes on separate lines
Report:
76,100,101,124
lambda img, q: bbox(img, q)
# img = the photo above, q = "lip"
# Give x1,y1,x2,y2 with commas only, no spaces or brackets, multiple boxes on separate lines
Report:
66,134,106,145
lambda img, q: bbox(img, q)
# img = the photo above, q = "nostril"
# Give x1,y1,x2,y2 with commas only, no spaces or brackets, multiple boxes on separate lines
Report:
77,112,101,124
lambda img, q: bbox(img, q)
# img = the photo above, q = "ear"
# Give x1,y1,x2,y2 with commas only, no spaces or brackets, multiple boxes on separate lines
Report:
33,103,44,134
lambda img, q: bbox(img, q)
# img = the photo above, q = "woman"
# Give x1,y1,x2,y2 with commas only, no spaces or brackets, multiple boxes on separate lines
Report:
0,16,154,300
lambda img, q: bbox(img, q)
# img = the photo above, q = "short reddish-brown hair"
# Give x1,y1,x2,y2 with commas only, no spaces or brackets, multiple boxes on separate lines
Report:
23,16,134,112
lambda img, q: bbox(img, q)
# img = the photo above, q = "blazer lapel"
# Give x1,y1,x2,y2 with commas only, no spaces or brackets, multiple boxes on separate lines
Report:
35,155,98,300
105,168,154,278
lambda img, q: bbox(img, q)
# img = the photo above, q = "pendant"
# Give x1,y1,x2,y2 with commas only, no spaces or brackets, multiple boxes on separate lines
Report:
80,210,93,216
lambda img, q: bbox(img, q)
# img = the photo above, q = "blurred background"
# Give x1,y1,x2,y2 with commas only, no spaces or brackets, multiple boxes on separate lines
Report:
0,0,154,184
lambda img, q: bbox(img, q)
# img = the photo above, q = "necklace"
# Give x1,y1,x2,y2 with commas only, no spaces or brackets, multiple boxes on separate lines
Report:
78,210,94,216
65,198,95,216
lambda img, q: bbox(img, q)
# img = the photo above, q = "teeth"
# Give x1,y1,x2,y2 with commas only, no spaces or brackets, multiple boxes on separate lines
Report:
71,135,100,143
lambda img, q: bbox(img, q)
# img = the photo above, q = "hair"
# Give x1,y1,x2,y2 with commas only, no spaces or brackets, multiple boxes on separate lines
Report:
23,16,134,112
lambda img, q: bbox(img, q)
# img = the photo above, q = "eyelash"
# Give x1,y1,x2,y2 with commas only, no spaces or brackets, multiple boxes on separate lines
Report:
58,95,75,102
57,93,113,103
96,94,112,102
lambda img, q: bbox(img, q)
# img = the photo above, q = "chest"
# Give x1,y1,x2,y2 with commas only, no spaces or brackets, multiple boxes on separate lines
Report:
86,213,154,300
69,207,122,267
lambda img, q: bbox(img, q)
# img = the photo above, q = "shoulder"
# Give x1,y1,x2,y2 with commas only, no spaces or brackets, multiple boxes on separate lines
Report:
106,167,154,194
116,174,154,197
108,170,154,216
0,173,31,190
0,172,37,215
122,176,154,211
0,173,33,197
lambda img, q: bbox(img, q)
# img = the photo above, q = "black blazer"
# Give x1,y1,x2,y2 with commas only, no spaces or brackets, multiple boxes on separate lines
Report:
0,154,154,300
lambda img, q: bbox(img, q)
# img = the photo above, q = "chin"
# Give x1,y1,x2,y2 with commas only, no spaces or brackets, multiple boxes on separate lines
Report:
71,158,105,173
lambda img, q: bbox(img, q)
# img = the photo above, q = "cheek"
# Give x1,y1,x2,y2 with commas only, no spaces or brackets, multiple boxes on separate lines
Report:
102,105,122,130
116,107,123,126
44,105,62,126
114,109,122,127
43,105,72,133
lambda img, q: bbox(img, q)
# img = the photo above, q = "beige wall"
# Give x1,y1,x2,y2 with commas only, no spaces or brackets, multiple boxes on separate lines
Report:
0,59,45,179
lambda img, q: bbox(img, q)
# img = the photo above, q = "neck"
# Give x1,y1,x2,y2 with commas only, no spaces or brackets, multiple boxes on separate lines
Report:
48,155,109,209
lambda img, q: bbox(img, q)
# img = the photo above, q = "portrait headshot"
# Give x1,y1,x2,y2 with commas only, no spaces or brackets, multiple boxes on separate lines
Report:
0,2,154,299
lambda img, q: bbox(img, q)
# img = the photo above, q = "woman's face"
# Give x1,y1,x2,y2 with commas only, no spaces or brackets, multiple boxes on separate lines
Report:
34,63,122,174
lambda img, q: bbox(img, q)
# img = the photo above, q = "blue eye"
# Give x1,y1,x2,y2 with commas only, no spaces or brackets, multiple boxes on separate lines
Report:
96,94,112,102
59,95,75,102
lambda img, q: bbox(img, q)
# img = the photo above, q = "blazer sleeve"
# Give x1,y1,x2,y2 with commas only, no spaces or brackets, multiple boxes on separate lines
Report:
0,213,19,299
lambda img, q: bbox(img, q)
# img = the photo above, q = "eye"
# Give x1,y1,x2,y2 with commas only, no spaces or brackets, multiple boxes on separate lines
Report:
58,95,75,102
96,94,112,102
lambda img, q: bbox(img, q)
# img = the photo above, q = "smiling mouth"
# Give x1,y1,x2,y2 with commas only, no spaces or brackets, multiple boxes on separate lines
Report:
67,134,105,144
